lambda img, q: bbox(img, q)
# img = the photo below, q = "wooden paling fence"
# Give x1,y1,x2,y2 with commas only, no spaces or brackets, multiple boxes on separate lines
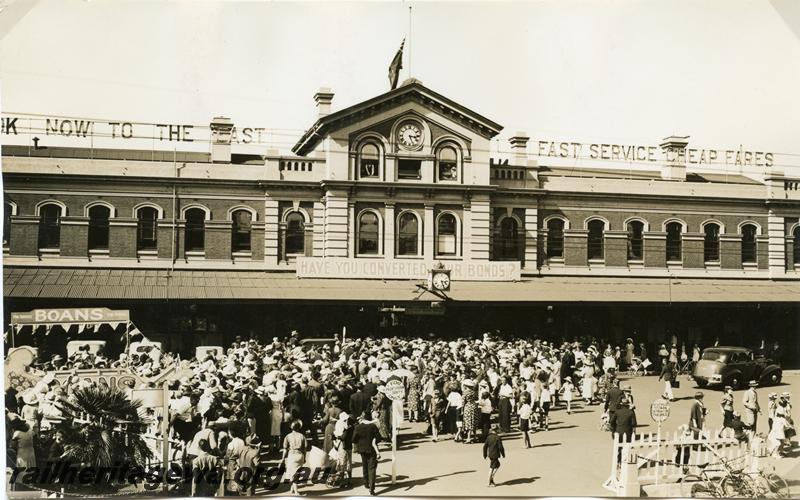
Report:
604,428,760,496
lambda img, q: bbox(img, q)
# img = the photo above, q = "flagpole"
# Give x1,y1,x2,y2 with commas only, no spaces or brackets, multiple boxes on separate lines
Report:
408,5,412,78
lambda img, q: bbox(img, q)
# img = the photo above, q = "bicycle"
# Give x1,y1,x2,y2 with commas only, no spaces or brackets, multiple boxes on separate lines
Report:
679,444,791,498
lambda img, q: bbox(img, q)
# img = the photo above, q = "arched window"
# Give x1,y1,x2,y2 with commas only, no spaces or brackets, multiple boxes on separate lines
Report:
437,146,458,181
437,213,458,256
666,222,682,261
546,218,565,258
587,219,605,260
359,143,380,178
397,212,419,256
285,212,305,255
184,208,206,252
794,227,800,266
496,217,520,260
231,210,252,252
137,207,158,250
87,205,110,250
704,223,720,262
627,220,644,260
358,211,380,255
741,224,757,264
38,203,62,249
3,202,13,247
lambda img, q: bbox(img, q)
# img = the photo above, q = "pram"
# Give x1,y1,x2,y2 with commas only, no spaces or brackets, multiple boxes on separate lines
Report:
626,357,650,376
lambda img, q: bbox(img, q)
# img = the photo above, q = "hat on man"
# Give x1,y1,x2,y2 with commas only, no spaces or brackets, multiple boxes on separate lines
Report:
694,391,704,399
724,385,733,391
780,392,790,398
22,392,39,406
768,392,777,399
748,381,758,387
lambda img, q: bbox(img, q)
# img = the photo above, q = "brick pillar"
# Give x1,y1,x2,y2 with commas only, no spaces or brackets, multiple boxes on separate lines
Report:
462,203,471,260
720,234,742,270
250,221,265,261
424,204,434,259
644,232,667,268
156,219,175,260
205,220,232,260
264,198,279,265
604,231,628,267
9,215,39,255
564,229,588,267
756,235,768,270
523,207,538,270
60,216,89,257
384,204,395,259
682,233,704,268
313,200,325,257
767,211,786,277
468,195,491,260
109,218,137,258
324,189,349,257
783,234,794,270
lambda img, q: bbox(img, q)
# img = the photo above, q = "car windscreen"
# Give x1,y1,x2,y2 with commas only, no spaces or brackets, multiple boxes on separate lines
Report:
701,351,728,362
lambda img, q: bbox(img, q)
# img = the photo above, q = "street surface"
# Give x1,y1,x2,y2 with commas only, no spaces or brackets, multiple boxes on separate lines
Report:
289,373,799,497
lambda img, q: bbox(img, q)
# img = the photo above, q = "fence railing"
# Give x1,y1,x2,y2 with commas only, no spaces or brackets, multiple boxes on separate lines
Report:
604,427,759,496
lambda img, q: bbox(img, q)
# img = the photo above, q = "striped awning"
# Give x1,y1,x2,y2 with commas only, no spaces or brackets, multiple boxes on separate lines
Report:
4,266,799,303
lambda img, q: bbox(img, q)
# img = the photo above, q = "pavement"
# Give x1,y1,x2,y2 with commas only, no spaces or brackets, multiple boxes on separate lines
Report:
290,373,799,497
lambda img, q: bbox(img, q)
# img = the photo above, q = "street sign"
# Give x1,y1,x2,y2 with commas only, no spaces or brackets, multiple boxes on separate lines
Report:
384,379,406,401
650,398,671,423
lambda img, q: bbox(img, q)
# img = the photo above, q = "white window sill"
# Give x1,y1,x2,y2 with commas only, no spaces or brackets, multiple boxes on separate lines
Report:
742,262,758,269
39,248,60,258
138,250,158,260
435,255,461,260
667,260,683,269
88,249,110,258
3,246,9,255
395,254,422,259
627,259,645,268
704,261,721,269
588,259,605,267
356,254,384,258
546,257,565,267
185,251,206,260
232,251,252,261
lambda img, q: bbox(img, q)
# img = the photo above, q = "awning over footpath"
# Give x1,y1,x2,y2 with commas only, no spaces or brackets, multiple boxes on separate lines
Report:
3,267,799,303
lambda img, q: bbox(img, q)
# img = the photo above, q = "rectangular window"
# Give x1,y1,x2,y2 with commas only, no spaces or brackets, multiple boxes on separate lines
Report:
397,159,421,180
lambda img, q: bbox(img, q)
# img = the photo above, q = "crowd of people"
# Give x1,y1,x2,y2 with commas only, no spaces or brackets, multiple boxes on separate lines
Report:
4,330,796,496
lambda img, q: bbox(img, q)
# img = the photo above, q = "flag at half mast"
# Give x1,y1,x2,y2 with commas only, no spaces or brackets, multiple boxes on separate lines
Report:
388,39,405,90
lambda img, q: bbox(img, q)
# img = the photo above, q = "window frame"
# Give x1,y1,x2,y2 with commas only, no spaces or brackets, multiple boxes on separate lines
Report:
283,210,308,257
740,223,758,265
356,209,383,256
396,210,422,257
230,209,254,253
136,206,159,252
36,201,65,250
702,221,722,263
87,204,111,251
183,207,208,253
3,201,17,248
545,216,567,260
664,220,685,263
435,211,460,257
586,218,606,261
626,219,645,261
793,226,800,269
357,141,382,180
435,143,460,182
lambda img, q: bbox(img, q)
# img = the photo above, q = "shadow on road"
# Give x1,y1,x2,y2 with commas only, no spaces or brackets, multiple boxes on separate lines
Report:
501,475,541,486
374,469,477,494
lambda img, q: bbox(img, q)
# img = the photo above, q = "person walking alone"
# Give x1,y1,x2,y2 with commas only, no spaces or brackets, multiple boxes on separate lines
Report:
483,423,506,487
352,410,381,496
718,386,735,438
742,381,760,437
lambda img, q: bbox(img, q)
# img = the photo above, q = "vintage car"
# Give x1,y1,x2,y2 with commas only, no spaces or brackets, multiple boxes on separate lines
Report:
692,346,782,389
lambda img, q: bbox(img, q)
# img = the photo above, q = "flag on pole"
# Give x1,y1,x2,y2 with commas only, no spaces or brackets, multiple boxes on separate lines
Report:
388,39,405,90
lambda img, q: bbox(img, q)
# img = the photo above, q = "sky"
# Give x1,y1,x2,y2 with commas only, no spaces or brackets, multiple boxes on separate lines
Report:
1,0,799,174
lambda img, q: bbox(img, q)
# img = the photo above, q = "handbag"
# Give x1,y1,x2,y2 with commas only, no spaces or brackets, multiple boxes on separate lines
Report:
670,379,680,389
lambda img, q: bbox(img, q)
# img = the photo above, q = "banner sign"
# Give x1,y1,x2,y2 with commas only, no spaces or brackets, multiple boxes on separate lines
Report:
650,398,671,423
11,307,130,325
533,140,774,168
296,257,521,281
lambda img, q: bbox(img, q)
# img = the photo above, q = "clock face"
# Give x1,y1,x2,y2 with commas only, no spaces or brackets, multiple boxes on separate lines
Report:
432,272,450,291
397,123,422,149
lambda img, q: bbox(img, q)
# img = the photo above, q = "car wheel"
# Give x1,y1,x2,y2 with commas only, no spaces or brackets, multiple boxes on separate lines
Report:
728,376,741,390
695,380,707,389
767,371,782,386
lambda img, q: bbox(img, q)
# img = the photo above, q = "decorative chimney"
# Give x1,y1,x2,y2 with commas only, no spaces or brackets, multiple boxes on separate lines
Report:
314,88,334,118
210,116,234,163
660,135,689,181
509,132,530,163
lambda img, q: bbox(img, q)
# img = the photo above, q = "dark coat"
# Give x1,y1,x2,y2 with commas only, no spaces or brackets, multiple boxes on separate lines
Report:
610,407,637,438
349,391,372,419
605,387,624,413
483,432,506,459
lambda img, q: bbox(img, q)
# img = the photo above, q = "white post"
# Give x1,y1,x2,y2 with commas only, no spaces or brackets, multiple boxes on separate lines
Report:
655,422,661,485
342,326,346,345
161,382,169,493
391,419,398,484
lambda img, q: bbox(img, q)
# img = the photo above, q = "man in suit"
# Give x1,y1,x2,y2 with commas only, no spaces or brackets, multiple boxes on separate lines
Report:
609,397,637,464
560,346,576,383
604,379,624,433
349,387,372,421
742,381,760,435
482,423,506,487
689,391,707,439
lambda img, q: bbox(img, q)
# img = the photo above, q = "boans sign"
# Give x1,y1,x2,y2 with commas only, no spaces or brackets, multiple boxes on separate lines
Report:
10,307,130,325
